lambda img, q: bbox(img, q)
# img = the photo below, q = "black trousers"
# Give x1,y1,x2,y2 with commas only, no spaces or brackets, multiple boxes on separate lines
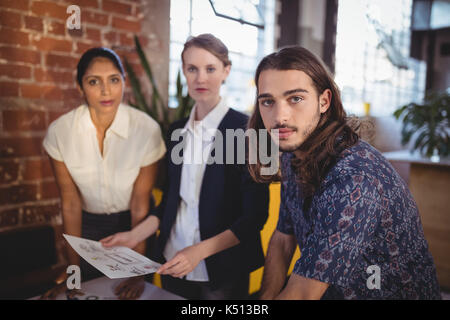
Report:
161,274,249,300
80,210,132,282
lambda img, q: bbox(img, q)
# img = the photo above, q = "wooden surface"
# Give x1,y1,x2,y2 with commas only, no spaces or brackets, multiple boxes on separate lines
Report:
383,150,450,167
409,163,450,289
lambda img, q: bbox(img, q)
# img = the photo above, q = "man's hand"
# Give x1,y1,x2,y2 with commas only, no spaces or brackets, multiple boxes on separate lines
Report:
157,245,203,278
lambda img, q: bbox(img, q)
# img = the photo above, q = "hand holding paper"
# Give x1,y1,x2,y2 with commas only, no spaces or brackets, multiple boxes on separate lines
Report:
157,244,203,278
63,234,161,279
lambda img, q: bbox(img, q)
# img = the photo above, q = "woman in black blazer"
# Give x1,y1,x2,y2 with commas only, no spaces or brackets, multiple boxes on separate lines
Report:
101,34,269,299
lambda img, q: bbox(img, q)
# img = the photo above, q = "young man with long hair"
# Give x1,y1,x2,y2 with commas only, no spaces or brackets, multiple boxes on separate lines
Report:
248,46,441,300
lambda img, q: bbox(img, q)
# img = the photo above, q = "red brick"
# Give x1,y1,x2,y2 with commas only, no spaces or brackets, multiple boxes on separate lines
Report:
32,36,73,52
103,30,118,43
0,159,19,184
31,1,68,20
22,84,64,101
70,0,99,9
75,41,95,54
24,15,44,32
20,83,42,99
127,62,143,76
3,109,46,132
63,88,82,101
0,28,29,46
22,203,60,225
83,11,109,26
136,35,149,47
34,68,74,83
0,208,20,228
0,137,43,158
40,180,59,200
0,64,31,79
0,0,29,11
46,54,78,69
0,184,38,205
23,158,53,181
120,50,139,63
48,111,67,124
0,81,19,97
86,27,101,41
47,20,65,36
0,10,22,29
112,17,140,33
119,32,134,47
68,28,83,38
0,46,41,64
103,0,132,15
42,85,64,100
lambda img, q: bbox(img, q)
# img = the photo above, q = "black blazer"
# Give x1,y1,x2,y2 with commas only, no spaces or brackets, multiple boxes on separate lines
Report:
152,108,270,288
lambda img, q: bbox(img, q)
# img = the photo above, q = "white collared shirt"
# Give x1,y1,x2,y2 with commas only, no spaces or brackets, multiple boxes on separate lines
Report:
43,103,166,214
163,97,229,281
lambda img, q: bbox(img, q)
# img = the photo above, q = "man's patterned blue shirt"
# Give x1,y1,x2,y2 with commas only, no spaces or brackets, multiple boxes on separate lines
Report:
277,140,441,299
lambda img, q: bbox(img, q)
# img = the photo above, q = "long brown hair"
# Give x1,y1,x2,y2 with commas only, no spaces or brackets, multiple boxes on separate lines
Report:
248,46,359,198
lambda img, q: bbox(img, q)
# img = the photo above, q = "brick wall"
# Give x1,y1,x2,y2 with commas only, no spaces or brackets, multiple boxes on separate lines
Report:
0,0,170,266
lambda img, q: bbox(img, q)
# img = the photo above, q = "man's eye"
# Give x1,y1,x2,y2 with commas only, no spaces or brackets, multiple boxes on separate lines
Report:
290,96,303,103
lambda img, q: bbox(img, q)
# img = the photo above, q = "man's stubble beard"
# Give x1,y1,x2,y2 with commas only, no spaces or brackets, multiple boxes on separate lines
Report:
278,110,321,153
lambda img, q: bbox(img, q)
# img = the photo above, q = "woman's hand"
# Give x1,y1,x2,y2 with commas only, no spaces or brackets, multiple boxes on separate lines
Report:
100,231,138,249
114,276,145,300
157,245,203,278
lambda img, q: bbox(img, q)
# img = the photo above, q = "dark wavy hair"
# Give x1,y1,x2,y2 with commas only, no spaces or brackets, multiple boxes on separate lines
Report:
248,46,359,199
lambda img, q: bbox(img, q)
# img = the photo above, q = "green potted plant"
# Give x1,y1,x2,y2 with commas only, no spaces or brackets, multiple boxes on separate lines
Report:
124,35,194,137
393,91,450,158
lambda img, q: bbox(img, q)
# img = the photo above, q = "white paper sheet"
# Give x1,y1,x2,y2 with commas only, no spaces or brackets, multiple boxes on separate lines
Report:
63,234,162,279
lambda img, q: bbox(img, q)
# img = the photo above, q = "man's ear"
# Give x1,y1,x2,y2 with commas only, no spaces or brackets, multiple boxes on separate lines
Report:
319,89,332,113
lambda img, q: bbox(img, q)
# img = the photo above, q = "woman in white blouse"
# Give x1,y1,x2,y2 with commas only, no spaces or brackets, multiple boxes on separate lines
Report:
40,47,166,299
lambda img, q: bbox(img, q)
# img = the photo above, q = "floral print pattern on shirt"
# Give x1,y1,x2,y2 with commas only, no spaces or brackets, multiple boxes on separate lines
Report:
277,140,441,299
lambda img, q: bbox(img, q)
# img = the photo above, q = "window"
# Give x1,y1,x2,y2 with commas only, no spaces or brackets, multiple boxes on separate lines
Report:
335,0,427,117
169,0,276,113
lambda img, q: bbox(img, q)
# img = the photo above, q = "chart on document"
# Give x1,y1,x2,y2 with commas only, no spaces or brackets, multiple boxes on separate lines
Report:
63,234,161,279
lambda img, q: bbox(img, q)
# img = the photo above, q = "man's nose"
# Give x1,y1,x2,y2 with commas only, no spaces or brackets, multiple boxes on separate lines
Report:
272,102,290,126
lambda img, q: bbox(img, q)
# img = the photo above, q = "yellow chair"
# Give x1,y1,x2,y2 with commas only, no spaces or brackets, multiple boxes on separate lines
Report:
249,183,300,295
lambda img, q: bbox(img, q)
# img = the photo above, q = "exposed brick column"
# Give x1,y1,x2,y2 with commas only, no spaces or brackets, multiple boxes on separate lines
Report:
0,0,170,266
